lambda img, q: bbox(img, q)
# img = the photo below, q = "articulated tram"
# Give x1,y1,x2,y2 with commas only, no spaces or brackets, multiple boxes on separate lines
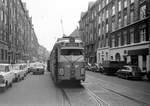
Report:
48,36,85,84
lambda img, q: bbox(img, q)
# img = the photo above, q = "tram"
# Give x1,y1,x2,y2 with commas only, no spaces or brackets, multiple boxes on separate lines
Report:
48,36,85,84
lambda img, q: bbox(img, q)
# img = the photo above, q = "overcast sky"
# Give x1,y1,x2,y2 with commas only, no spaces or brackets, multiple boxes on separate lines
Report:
22,0,96,51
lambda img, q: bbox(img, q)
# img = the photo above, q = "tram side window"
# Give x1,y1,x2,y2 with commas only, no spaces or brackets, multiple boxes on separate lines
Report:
61,49,83,56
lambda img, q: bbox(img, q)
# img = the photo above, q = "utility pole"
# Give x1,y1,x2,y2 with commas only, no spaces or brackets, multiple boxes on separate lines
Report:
60,19,66,37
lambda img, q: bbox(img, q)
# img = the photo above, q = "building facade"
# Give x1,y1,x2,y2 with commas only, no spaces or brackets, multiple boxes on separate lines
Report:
79,0,150,72
0,0,9,63
97,0,150,72
0,0,40,63
79,2,99,64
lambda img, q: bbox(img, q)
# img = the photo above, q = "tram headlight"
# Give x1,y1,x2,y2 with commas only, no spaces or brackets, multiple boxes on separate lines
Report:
59,68,64,76
80,68,85,75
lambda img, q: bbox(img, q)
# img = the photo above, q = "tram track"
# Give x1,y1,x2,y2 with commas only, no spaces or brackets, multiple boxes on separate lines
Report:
86,87,110,106
61,88,72,106
86,75,150,106
59,83,109,106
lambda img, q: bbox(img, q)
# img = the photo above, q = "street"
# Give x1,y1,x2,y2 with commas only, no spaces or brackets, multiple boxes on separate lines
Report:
0,71,150,106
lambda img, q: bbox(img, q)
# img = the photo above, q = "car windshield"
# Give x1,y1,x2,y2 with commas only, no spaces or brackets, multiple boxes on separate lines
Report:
132,66,141,72
61,49,83,56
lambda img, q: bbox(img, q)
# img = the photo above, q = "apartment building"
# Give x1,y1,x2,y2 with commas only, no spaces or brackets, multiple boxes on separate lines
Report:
0,0,9,63
79,2,99,63
0,0,39,63
97,0,150,72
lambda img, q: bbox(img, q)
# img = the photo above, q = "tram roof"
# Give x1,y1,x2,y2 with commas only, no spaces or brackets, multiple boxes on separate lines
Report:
61,47,84,49
56,37,82,44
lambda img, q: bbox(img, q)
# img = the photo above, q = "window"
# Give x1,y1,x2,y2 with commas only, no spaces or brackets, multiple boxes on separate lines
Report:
0,11,3,21
112,35,115,47
124,0,127,8
131,0,134,4
124,15,127,26
106,0,109,5
106,10,109,18
118,1,121,11
106,24,108,33
118,18,121,28
112,5,115,15
99,4,101,11
102,0,105,8
99,16,101,24
4,14,7,24
130,28,134,44
140,5,146,19
118,33,121,46
98,53,100,62
140,27,146,42
123,31,127,45
1,49,4,60
112,21,115,32
130,11,134,23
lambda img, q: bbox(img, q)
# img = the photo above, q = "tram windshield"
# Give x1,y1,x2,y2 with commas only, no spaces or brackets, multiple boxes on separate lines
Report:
61,49,83,56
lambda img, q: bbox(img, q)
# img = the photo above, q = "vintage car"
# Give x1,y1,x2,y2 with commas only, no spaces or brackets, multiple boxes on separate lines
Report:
85,63,91,71
116,65,146,80
32,64,45,75
0,64,15,91
11,64,27,82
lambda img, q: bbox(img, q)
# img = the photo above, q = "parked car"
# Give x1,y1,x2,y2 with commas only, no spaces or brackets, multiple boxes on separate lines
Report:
85,63,91,71
0,64,15,91
116,65,146,80
91,63,99,72
31,63,45,75
102,61,126,75
97,63,104,73
11,64,26,82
